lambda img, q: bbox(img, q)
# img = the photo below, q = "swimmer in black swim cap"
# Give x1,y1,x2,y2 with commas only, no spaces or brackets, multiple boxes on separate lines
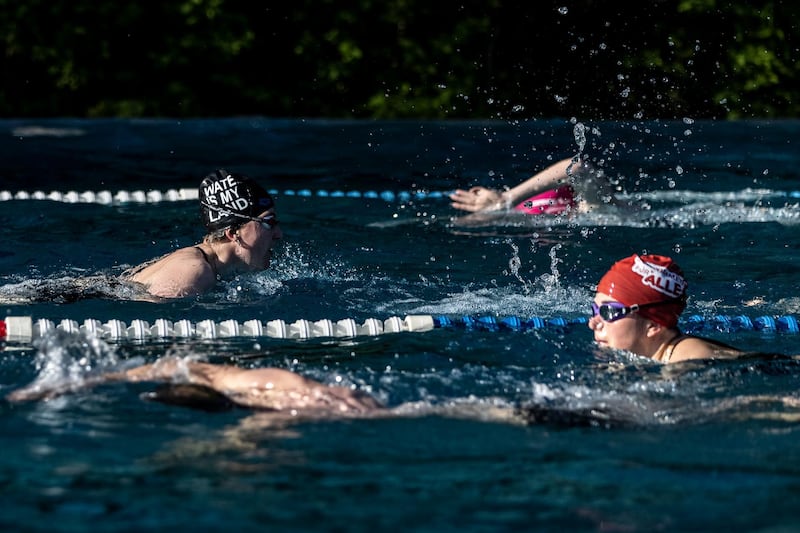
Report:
199,169,275,231
125,169,282,298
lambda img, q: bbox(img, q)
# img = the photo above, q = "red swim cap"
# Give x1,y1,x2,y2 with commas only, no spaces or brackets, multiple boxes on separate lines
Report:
596,254,688,328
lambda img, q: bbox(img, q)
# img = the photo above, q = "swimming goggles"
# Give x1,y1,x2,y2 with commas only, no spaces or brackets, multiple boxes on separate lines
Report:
251,214,279,229
590,300,676,323
228,212,279,231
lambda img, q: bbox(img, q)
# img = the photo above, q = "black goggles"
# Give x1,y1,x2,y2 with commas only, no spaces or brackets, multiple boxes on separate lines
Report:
590,300,677,323
229,213,279,231
250,213,279,229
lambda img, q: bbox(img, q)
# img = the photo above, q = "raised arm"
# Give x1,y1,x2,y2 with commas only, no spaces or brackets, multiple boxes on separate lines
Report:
450,157,581,212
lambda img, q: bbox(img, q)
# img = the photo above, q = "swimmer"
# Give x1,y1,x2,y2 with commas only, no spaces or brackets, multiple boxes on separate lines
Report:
449,156,627,216
6,356,382,414
124,170,283,298
589,254,744,363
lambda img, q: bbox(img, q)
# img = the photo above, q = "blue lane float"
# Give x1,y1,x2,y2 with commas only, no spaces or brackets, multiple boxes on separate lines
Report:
433,314,799,333
683,314,800,333
432,315,584,331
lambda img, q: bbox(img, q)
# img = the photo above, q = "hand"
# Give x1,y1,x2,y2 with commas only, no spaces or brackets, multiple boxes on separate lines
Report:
449,187,506,212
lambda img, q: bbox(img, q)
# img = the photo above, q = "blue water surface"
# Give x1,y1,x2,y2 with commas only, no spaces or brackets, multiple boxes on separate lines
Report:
1,118,800,532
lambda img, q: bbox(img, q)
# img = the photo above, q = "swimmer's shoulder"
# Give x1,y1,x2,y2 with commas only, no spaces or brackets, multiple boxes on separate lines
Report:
128,246,215,298
668,335,745,363
130,246,207,275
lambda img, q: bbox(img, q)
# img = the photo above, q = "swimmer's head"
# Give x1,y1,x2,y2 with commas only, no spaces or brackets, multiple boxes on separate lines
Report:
199,169,274,231
596,254,688,328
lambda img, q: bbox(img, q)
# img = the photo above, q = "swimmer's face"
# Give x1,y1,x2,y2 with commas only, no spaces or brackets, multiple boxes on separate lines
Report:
588,292,652,356
234,209,283,271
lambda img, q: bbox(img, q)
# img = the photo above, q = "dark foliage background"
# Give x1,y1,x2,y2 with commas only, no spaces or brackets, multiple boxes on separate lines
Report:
1,0,796,119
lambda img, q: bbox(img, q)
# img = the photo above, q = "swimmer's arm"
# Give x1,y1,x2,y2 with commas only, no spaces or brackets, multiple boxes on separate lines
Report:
7,360,229,403
7,359,381,412
8,360,252,403
503,157,581,204
6,370,131,402
132,362,383,412
208,367,384,412
449,157,579,212
125,361,320,396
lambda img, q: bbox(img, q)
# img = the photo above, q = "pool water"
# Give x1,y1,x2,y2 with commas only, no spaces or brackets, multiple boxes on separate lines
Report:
1,118,800,531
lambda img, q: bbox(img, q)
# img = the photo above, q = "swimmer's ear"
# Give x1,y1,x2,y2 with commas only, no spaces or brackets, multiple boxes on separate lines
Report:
645,321,665,338
224,227,238,242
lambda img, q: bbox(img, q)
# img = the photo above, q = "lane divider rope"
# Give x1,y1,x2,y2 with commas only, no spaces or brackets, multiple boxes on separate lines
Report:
2,187,800,206
0,315,436,343
0,188,199,204
2,314,798,344
0,188,447,205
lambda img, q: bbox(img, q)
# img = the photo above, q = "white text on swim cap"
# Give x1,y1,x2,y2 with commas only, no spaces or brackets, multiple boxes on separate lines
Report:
204,177,250,223
632,256,687,298
203,175,238,201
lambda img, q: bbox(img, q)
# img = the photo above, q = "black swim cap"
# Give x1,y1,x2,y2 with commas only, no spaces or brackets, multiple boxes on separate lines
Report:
199,169,274,231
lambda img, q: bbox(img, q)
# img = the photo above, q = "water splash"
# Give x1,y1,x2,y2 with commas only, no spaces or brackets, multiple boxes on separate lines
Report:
16,330,134,400
217,241,361,300
573,121,587,153
408,244,590,317
0,272,154,304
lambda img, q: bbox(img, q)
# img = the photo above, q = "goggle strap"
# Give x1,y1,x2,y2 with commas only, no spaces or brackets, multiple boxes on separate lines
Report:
201,201,275,224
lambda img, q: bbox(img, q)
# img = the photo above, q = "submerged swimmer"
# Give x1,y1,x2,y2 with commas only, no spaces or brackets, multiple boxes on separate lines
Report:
449,156,627,217
6,355,382,414
4,324,790,429
11,346,800,430
589,254,744,363
125,170,283,298
8,342,789,429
